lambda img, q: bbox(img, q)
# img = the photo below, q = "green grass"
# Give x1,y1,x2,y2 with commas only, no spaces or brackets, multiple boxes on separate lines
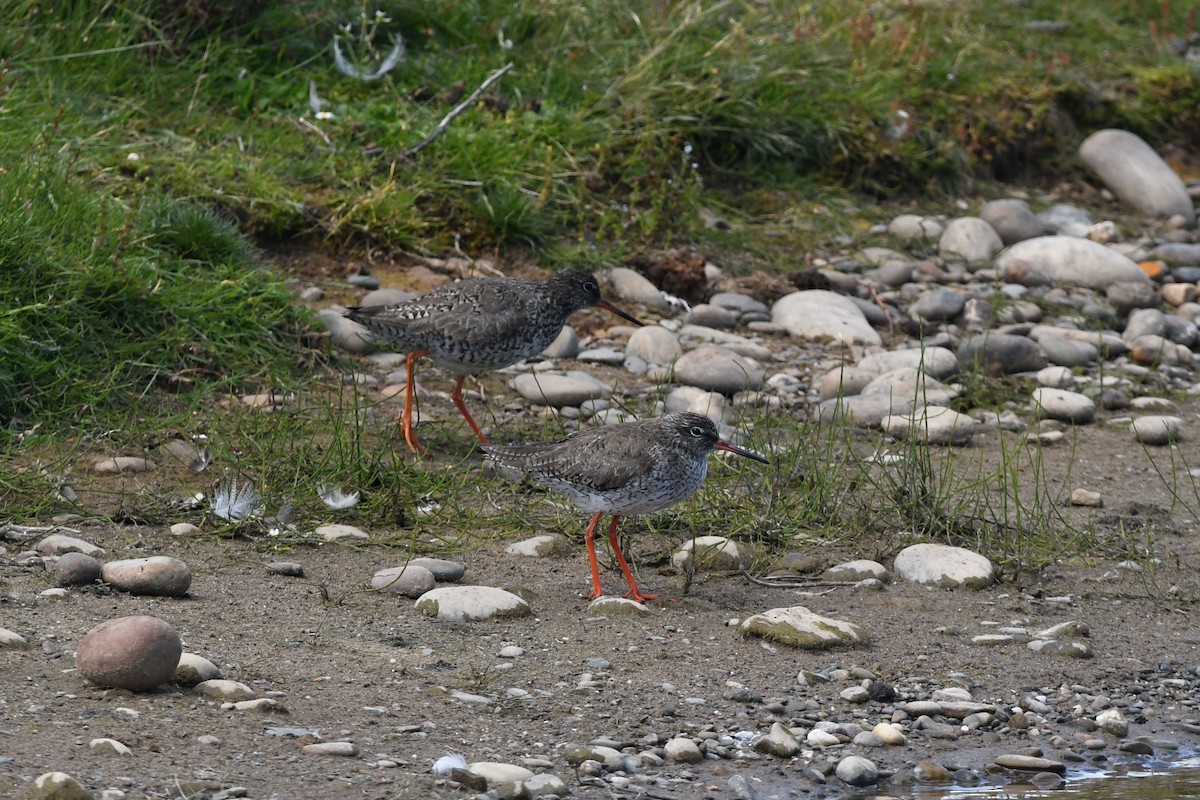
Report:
2,0,1197,584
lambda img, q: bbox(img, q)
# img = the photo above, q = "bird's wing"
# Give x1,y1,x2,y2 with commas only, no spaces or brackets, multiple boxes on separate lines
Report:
485,424,656,493
352,280,539,345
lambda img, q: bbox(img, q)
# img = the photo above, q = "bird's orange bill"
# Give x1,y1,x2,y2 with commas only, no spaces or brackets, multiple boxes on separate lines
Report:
716,440,769,464
597,298,645,327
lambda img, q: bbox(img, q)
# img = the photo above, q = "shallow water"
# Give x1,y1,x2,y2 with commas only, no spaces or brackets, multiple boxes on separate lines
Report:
944,755,1200,799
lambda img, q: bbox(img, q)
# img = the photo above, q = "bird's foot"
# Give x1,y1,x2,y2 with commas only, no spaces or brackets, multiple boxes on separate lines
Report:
624,589,658,603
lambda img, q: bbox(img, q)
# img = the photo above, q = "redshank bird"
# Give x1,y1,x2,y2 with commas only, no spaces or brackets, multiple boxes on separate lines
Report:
482,412,768,603
346,269,642,454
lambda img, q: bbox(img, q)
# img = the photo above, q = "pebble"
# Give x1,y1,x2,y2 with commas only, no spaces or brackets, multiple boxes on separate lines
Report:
75,615,182,691
408,557,466,582
981,198,1043,244
54,552,101,587
541,325,580,358
888,214,944,240
317,310,375,355
938,217,1003,266
994,754,1066,774
302,742,359,756
370,565,436,598
882,405,977,446
0,628,30,649
625,325,683,365
958,332,1047,374
773,290,882,345
314,523,369,541
504,534,568,556
673,345,765,394
671,536,751,571
1131,415,1183,445
415,586,531,621
835,755,879,787
511,371,611,406
101,556,192,597
36,535,105,558
606,267,671,310
92,456,156,474
174,653,221,686
1031,387,1095,424
32,772,93,800
893,543,995,589
739,606,868,649
195,679,256,702
89,738,131,756
664,737,704,763
265,561,304,577
997,236,1149,290
1079,129,1195,224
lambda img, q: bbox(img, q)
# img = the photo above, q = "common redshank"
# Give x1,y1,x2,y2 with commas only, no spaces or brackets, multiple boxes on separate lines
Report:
482,412,768,603
346,269,642,454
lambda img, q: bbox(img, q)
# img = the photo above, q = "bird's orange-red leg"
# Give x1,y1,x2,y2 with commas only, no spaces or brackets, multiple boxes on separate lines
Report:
402,350,430,455
606,516,657,603
584,512,606,600
451,376,489,445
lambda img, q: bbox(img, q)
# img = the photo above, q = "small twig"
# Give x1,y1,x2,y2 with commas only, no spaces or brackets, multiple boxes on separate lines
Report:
401,62,514,160
740,568,855,590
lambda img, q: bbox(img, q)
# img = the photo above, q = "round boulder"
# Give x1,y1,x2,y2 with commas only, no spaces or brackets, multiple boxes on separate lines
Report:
76,615,182,691
54,552,102,587
100,556,192,597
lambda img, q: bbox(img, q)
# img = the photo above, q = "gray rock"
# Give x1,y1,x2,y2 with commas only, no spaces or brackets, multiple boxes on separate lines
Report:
1037,334,1098,367
687,304,738,329
994,754,1067,774
673,346,764,394
882,406,977,445
754,722,801,757
1124,308,1167,341
822,560,889,582
504,534,568,556
1149,242,1200,267
938,217,1003,266
815,394,916,428
1079,129,1195,225
893,543,995,589
625,326,682,365
587,596,651,615
511,371,611,406
31,772,94,800
835,755,879,787
1107,281,1160,314
174,652,221,686
303,742,359,756
523,773,570,797
773,290,882,346
1031,388,1095,424
606,267,670,310
1131,415,1183,445
911,289,968,322
710,292,771,317
1164,315,1198,346
194,678,255,702
997,236,1149,291
671,536,752,571
981,199,1044,244
314,524,369,541
541,326,580,359
101,556,192,597
93,456,156,474
577,347,625,365
958,333,1047,374
664,737,704,763
266,561,304,577
415,586,532,621
36,535,105,558
1037,204,1093,236
858,347,959,379
888,214,944,240
54,552,101,587
739,606,868,649
817,366,875,400
359,287,416,307
408,558,466,582
75,615,182,691
370,565,436,598
862,369,957,406
0,628,30,649
1097,708,1129,737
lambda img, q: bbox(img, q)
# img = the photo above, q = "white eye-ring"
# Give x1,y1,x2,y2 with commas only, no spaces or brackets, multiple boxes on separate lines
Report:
689,426,705,437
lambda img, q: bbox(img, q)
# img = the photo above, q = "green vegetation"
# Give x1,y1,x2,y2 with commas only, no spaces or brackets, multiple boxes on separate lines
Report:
1,1,1196,584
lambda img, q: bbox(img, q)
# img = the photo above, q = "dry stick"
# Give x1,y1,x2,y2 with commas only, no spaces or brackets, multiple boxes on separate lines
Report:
401,62,514,159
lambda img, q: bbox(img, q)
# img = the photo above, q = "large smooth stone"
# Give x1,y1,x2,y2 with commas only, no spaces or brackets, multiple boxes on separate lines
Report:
54,552,102,587
76,615,182,691
625,325,682,366
857,347,959,379
511,371,611,407
36,534,105,558
882,406,977,445
739,606,868,649
893,543,995,589
370,565,436,598
415,586,531,622
1031,388,1096,424
997,237,1149,291
101,556,192,597
1079,129,1195,224
981,198,1043,244
773,290,882,346
938,217,1003,266
673,345,764,394
958,333,1046,374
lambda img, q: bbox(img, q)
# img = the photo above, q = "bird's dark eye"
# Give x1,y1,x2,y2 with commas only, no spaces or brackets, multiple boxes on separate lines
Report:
585,281,598,293
689,425,705,437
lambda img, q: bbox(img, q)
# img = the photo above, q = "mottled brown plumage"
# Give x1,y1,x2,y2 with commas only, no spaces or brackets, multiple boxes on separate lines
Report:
346,269,641,454
483,412,768,602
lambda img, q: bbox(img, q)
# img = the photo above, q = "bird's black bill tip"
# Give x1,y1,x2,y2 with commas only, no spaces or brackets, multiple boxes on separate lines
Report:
598,298,645,327
716,441,769,464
